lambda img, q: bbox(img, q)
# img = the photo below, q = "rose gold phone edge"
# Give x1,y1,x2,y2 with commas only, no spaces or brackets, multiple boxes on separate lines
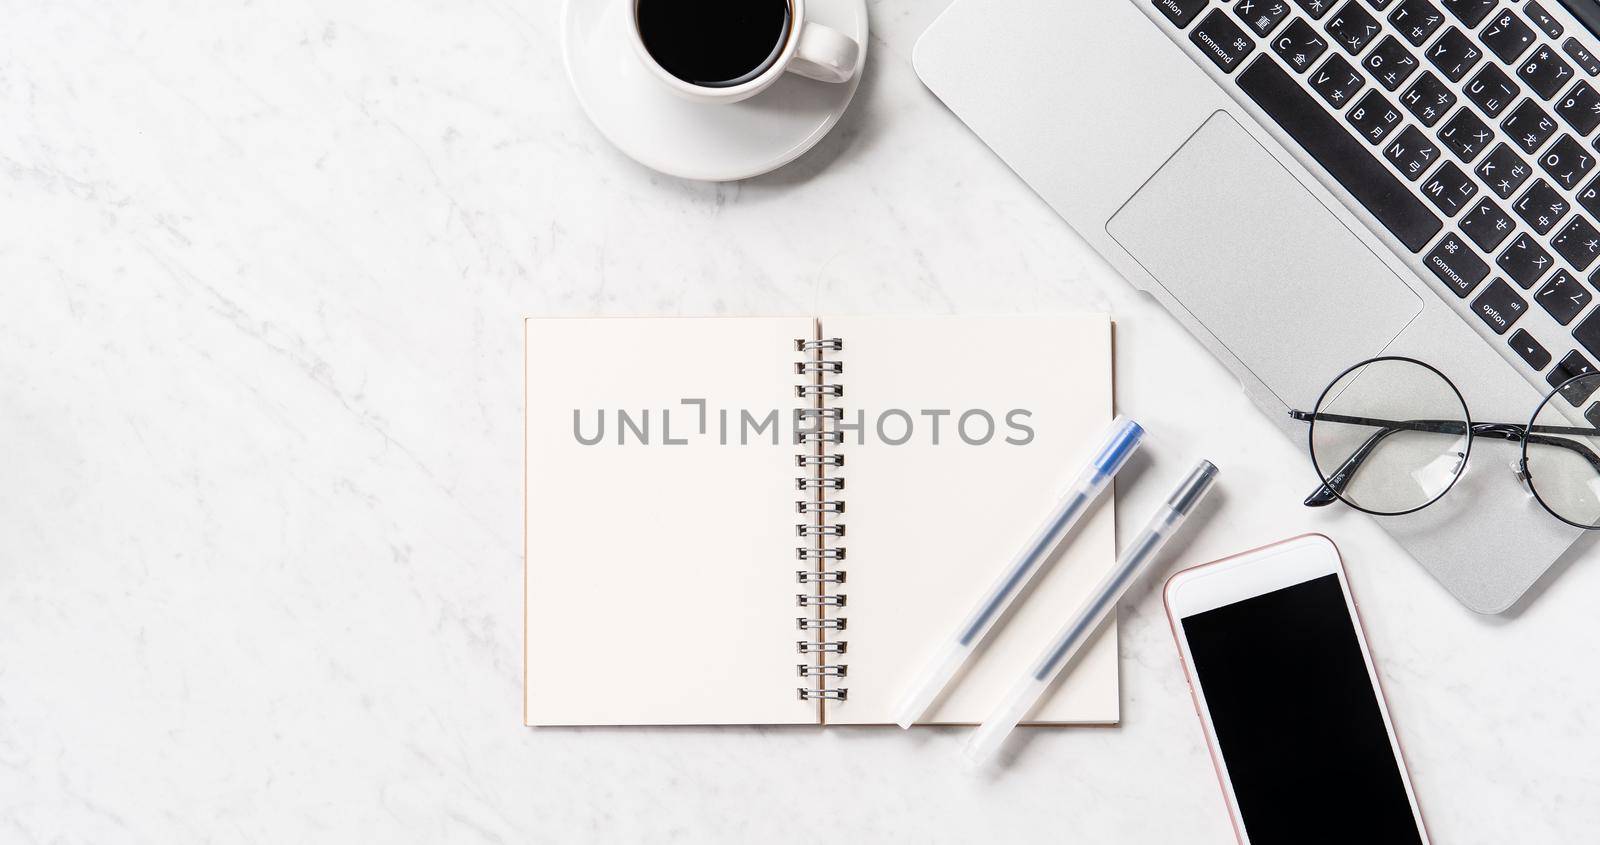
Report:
1162,533,1432,844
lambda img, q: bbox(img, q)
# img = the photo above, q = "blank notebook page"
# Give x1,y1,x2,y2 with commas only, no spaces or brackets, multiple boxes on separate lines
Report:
822,315,1118,725
525,317,817,726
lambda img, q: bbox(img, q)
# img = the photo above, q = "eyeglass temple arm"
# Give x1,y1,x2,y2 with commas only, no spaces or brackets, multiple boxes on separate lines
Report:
1300,424,1408,507
1289,412,1470,506
1288,411,1600,506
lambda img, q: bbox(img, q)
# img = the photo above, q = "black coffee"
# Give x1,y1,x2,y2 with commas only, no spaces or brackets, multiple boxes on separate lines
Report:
636,0,792,88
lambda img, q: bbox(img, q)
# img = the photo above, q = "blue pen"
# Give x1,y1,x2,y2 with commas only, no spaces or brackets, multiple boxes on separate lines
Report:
965,459,1219,764
893,415,1143,728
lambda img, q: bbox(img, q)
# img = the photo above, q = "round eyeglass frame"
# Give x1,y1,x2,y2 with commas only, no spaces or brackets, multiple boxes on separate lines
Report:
1521,371,1600,530
1303,355,1600,529
1304,356,1474,519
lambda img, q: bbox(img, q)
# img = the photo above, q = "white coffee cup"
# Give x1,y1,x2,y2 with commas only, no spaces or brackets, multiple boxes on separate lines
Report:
628,0,860,104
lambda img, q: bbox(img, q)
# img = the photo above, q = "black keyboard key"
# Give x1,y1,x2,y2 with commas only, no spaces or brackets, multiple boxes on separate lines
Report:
1368,0,1399,7
1574,314,1600,365
1236,0,1291,35
1510,328,1554,369
1538,134,1596,189
1553,214,1600,269
1481,11,1539,64
1389,0,1444,45
1472,278,1530,333
1190,10,1258,72
1312,54,1367,107
1237,57,1443,251
1426,27,1485,82
1465,64,1521,119
1499,231,1557,286
1514,178,1571,232
1479,143,1535,198
1326,1,1382,53
1273,18,1329,71
1365,35,1421,90
1538,269,1593,323
1548,350,1599,403
1555,80,1600,135
1384,125,1443,179
1439,0,1497,27
1402,71,1458,124
1526,2,1564,39
1579,174,1600,217
1461,197,1518,249
1294,0,1337,18
1519,45,1577,99
1563,370,1599,407
1422,160,1479,214
1439,106,1494,161
1348,88,1405,143
1504,98,1560,153
1564,38,1600,77
1155,0,1210,26
1425,231,1491,294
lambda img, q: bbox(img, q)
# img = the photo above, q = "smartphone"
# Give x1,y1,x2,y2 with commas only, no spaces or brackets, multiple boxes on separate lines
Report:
1163,534,1429,845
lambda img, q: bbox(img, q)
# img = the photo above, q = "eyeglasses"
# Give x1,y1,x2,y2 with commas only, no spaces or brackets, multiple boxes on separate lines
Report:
1289,356,1600,529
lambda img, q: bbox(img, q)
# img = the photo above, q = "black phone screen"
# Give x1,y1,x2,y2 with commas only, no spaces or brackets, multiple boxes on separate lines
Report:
1180,574,1423,845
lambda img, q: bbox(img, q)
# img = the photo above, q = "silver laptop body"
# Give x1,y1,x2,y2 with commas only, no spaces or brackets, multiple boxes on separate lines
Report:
915,0,1600,611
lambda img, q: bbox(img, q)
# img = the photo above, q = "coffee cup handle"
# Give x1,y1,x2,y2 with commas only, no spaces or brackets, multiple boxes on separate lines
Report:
786,22,859,84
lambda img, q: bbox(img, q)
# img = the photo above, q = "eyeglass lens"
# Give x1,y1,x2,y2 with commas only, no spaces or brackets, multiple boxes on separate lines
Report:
1308,358,1470,515
1525,372,1600,529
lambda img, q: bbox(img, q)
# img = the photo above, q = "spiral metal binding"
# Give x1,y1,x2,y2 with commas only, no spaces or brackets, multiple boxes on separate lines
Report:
795,569,846,583
798,688,847,700
796,335,846,704
796,384,843,397
797,338,843,352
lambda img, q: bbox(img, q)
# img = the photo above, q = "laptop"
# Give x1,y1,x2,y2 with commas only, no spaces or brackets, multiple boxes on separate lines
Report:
914,0,1600,612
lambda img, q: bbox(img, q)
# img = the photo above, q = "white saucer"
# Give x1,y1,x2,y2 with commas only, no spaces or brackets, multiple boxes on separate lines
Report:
562,0,868,182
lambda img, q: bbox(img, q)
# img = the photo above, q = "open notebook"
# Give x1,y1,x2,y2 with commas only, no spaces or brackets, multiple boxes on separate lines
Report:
525,315,1117,726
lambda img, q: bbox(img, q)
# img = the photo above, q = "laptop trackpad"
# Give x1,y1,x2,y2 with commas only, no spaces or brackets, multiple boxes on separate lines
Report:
1107,112,1421,405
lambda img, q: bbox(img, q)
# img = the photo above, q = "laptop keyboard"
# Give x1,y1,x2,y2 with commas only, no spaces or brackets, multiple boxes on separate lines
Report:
1153,0,1600,406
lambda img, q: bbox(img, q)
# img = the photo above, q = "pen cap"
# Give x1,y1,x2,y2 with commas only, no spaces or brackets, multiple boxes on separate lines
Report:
1167,460,1220,515
1090,416,1144,480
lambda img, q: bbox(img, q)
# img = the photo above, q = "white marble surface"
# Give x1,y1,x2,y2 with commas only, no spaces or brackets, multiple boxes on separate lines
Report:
5,1,1599,841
